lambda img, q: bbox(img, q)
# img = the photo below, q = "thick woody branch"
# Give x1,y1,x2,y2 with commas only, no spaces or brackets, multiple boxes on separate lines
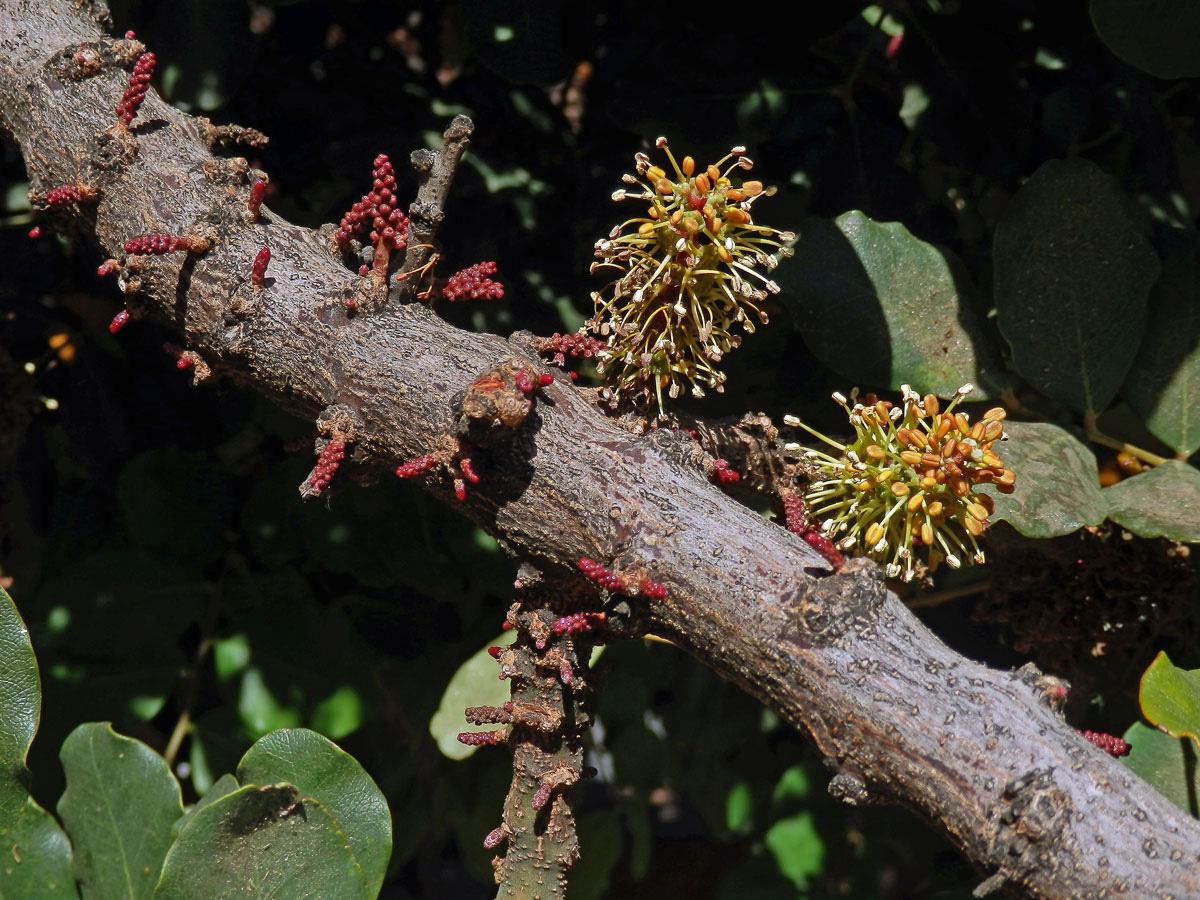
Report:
3,5,1199,899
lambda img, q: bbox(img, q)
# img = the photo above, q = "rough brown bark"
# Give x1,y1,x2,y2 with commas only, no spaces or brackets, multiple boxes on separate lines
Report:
3,3,1199,898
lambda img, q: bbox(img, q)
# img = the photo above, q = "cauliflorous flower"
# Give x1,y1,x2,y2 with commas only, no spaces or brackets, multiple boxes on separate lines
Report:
587,138,793,415
793,384,1015,582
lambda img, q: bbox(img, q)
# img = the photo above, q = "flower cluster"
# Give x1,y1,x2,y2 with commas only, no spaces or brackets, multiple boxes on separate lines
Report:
250,248,270,285
586,138,793,414
1078,729,1130,757
46,184,94,206
308,439,346,495
116,51,155,127
335,154,409,255
442,261,504,301
123,233,208,255
795,385,1015,582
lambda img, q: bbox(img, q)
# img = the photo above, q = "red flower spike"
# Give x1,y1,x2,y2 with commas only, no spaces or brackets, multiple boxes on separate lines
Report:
713,459,740,483
1079,729,1131,757
803,530,844,569
123,233,208,255
782,494,807,536
483,827,507,849
559,662,573,685
357,264,369,277
251,248,270,285
454,478,467,501
501,621,513,631
28,226,40,239
457,730,506,746
116,51,156,127
538,373,554,387
176,356,192,370
464,705,512,725
247,179,266,220
459,458,480,483
513,369,534,393
109,310,130,333
336,154,409,258
442,261,503,301
638,578,667,600
578,558,627,592
46,185,83,206
308,439,346,494
532,783,552,810
124,30,136,40
534,332,606,360
552,612,607,635
97,259,120,277
395,453,439,478
487,646,502,659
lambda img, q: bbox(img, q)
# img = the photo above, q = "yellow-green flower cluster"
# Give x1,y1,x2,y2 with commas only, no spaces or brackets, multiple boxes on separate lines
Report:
587,138,793,415
791,385,1015,582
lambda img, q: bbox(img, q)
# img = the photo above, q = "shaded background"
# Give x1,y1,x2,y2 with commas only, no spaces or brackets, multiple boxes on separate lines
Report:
2,1,1198,896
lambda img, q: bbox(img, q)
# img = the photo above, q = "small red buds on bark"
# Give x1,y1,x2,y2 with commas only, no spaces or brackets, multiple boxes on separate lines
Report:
1079,729,1130,757
45,184,95,206
552,612,607,635
532,783,552,811
309,439,346,494
579,558,626,592
457,730,507,746
442,261,503,301
109,310,130,333
123,233,210,255
712,459,740,483
483,827,508,849
28,226,41,239
251,248,270,285
116,51,156,127
395,453,439,478
246,179,267,221
97,259,120,277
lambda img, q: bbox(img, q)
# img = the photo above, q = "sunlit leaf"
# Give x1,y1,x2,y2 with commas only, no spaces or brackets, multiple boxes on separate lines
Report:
1123,230,1200,455
237,729,391,898
764,811,824,890
430,633,515,760
1103,461,1200,542
1122,722,1200,817
151,785,369,900
976,422,1107,538
1140,652,1200,751
783,212,1009,398
993,158,1159,414
0,587,75,899
58,723,183,900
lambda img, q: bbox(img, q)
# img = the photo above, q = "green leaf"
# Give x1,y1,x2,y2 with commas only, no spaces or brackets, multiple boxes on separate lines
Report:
430,633,514,760
725,781,753,835
1123,230,1200,454
0,587,76,899
1139,651,1200,751
976,422,1107,538
993,158,1159,414
783,212,1009,398
1091,0,1200,80
58,723,183,900
1103,461,1200,542
237,729,391,898
1122,722,1200,817
764,811,824,890
151,784,370,900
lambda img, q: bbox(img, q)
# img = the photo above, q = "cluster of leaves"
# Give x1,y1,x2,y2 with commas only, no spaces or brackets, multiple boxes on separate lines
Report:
1,586,391,898
3,0,1200,898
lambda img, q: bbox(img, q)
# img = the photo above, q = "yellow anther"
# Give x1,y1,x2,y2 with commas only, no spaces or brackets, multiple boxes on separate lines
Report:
681,156,695,176
742,180,763,196
954,413,971,435
638,222,655,237
963,515,984,536
900,450,924,466
906,492,924,512
707,164,721,182
920,522,934,545
924,394,940,417
695,173,712,194
865,444,886,459
891,482,910,497
656,177,675,195
927,501,944,517
966,502,989,521
647,165,666,181
865,523,885,546
982,407,1007,424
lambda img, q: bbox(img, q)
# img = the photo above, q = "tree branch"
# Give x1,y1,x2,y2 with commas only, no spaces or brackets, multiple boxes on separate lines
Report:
3,4,1198,898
